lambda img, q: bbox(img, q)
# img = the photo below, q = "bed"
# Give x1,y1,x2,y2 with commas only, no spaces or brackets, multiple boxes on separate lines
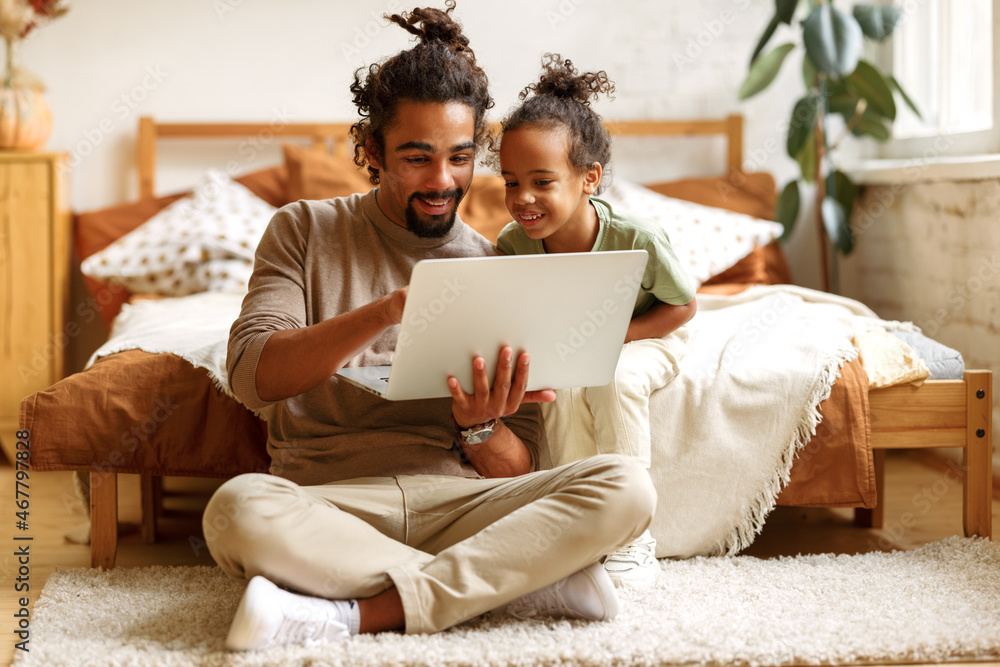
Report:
19,115,993,568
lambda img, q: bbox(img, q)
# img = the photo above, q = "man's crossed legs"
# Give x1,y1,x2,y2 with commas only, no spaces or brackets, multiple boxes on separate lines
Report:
203,455,656,647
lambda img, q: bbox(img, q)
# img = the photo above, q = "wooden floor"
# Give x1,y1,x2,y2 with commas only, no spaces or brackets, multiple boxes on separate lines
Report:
1,451,997,667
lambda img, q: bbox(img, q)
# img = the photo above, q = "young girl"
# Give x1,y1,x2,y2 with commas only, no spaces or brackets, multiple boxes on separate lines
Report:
495,54,697,588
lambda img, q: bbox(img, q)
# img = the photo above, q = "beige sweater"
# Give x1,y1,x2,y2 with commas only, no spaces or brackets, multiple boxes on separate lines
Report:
227,190,541,486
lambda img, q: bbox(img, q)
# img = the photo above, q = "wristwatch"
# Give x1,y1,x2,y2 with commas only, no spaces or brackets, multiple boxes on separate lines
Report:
454,417,499,445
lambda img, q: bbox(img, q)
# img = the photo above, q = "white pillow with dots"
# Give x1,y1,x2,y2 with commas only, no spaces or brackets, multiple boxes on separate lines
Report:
82,169,274,296
601,179,783,287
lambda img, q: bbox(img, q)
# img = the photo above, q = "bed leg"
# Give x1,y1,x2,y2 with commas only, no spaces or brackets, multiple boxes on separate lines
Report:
963,370,992,539
90,471,118,569
854,449,886,529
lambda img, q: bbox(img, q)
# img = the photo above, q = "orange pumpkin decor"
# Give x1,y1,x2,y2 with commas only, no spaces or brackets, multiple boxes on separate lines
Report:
0,83,52,149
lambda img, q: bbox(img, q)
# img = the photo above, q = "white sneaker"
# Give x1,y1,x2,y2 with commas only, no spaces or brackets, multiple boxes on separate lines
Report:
603,529,660,589
506,561,620,622
226,576,353,651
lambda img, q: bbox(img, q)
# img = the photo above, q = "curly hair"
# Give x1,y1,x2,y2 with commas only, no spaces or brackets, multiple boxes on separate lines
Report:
493,54,615,192
349,1,493,185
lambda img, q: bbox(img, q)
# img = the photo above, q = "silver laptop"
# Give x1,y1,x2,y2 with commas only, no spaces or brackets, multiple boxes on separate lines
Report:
336,250,648,400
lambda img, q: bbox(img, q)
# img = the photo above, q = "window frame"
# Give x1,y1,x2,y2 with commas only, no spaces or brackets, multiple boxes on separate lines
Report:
869,0,1000,160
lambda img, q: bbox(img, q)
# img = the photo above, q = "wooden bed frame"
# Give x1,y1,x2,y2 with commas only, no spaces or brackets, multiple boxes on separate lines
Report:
86,115,992,568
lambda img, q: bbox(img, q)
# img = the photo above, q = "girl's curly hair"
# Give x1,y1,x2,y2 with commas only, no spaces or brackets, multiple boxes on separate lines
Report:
492,54,615,192
349,1,494,185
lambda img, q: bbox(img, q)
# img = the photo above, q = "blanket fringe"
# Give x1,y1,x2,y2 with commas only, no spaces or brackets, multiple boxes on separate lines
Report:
710,341,861,557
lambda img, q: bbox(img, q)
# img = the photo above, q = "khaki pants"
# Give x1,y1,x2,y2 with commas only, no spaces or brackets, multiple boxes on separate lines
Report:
203,454,656,634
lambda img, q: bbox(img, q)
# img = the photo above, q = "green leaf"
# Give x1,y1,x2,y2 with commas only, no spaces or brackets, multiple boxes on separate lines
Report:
852,4,905,42
825,76,859,116
803,4,864,79
850,107,891,140
802,53,819,90
795,128,817,183
825,170,856,231
750,15,781,64
775,180,801,242
822,196,854,254
845,59,896,121
787,94,821,158
888,74,922,120
740,42,796,99
776,0,800,23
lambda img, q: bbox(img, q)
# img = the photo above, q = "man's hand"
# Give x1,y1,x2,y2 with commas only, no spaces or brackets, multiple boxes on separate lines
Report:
447,346,555,478
448,346,555,428
256,286,409,403
382,286,408,326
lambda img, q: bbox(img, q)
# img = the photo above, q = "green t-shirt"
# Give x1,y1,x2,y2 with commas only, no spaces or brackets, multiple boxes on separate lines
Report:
496,197,696,318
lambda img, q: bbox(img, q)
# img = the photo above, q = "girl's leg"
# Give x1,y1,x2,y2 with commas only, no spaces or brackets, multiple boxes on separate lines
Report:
584,328,689,468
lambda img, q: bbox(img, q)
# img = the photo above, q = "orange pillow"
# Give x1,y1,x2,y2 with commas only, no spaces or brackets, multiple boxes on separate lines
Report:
282,144,372,201
237,164,291,208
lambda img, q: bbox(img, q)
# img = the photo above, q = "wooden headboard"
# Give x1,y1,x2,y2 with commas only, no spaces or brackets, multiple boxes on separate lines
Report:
136,114,744,201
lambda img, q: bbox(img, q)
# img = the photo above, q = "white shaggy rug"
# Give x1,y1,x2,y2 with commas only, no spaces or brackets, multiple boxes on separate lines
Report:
16,537,1000,666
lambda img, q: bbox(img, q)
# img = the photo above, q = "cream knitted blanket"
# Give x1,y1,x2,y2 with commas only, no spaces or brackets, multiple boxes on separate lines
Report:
540,285,912,558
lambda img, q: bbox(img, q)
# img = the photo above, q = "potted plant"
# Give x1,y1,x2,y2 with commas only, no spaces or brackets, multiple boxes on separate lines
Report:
739,0,919,292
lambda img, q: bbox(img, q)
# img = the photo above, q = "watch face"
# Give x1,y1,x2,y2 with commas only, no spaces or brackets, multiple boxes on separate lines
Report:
462,421,496,445
464,431,489,445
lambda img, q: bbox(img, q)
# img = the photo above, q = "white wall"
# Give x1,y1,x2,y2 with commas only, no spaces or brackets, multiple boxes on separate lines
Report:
19,0,838,365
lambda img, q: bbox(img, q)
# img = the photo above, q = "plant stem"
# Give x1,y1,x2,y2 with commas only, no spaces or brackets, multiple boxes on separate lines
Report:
829,98,868,152
815,99,830,293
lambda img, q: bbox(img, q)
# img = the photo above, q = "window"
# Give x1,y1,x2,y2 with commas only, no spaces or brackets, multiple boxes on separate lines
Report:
874,0,1000,159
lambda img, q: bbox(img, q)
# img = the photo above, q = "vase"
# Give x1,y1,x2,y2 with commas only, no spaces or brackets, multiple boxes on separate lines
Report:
0,38,52,150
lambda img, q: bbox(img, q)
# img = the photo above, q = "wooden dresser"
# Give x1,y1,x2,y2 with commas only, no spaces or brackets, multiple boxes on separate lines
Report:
0,152,70,465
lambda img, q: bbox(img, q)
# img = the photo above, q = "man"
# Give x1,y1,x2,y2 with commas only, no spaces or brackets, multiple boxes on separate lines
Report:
204,2,656,650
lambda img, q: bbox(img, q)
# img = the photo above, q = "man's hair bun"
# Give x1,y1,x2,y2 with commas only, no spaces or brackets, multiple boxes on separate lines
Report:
387,0,472,57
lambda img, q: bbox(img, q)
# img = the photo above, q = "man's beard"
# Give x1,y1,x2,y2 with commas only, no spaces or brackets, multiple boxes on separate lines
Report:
405,188,464,239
